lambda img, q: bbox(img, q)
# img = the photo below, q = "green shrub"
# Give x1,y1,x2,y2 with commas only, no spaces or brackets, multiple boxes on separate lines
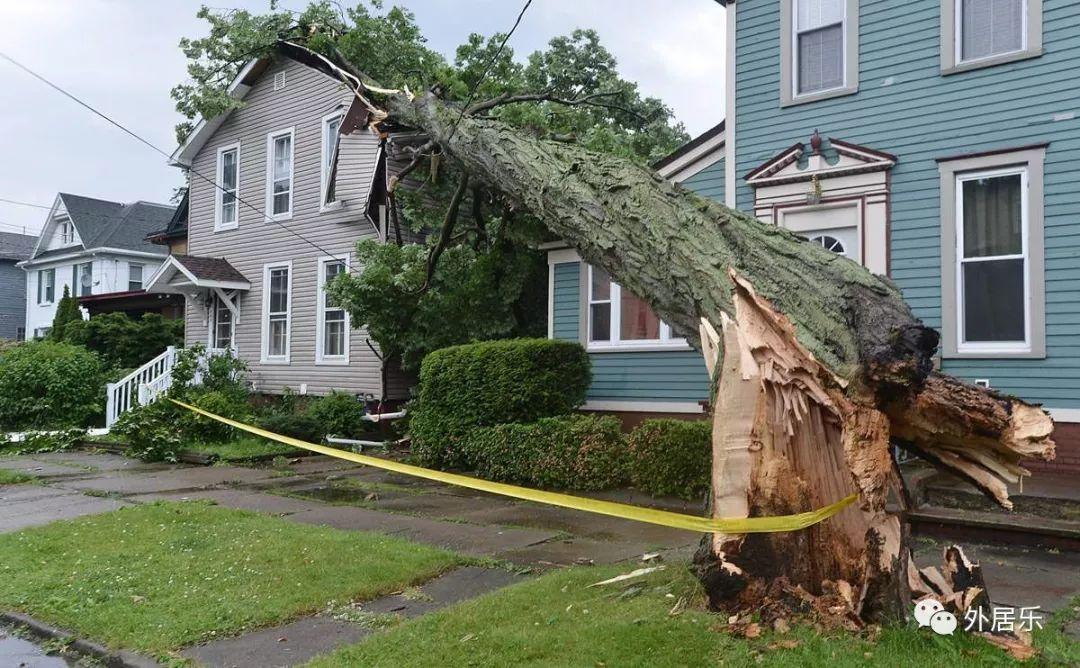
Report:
61,312,184,370
112,400,184,462
0,341,105,430
465,415,627,490
306,391,368,438
410,339,591,468
185,389,253,443
49,286,83,341
259,413,326,444
626,419,711,501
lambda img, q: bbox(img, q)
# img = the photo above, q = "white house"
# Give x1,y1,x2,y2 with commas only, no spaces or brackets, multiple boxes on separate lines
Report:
19,193,176,337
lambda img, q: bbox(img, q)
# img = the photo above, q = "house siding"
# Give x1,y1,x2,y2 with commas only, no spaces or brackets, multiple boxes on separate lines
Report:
679,158,726,203
185,57,387,397
0,261,25,339
734,0,1080,410
550,260,711,406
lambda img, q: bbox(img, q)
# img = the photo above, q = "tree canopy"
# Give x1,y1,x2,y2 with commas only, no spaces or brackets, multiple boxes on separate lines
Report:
173,1,689,371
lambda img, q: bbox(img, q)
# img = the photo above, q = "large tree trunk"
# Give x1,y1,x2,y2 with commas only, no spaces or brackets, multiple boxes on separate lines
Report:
288,43,1056,623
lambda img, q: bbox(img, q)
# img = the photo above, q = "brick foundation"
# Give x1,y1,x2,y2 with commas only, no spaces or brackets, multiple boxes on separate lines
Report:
1024,422,1080,475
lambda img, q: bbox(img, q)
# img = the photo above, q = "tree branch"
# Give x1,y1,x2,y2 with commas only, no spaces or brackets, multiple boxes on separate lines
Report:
415,174,469,294
471,186,489,249
467,89,644,122
387,139,437,195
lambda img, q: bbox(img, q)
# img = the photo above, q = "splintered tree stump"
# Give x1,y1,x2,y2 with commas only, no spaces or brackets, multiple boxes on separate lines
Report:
287,40,1058,625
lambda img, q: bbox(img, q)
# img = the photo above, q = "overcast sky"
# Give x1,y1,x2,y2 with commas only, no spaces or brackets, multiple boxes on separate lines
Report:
0,0,725,236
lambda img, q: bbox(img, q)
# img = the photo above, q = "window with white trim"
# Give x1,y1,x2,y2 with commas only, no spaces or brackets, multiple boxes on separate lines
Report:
34,327,51,339
128,263,144,291
262,263,291,361
958,0,1025,63
317,257,349,363
216,143,239,230
321,111,343,208
212,295,234,350
37,268,55,304
956,167,1029,352
587,265,685,349
58,218,74,245
75,261,93,297
794,0,846,96
266,129,294,218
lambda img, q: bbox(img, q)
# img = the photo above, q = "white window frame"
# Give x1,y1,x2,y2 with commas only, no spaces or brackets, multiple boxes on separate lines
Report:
75,261,93,297
128,263,144,291
57,218,75,245
941,0,1043,74
260,261,293,363
939,145,1046,360
954,166,1030,355
265,127,295,221
780,0,860,107
320,110,345,212
215,142,241,231
37,268,55,304
316,255,351,365
209,293,236,352
585,265,688,352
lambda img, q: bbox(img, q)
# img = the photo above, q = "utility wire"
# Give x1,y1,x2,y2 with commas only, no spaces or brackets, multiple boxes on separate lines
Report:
0,50,345,262
0,197,52,210
444,0,533,144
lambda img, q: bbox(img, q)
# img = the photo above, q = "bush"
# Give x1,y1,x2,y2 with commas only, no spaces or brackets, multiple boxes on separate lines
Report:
185,389,254,443
305,391,368,438
465,415,627,491
112,399,184,462
627,419,711,501
259,413,326,444
0,341,105,430
61,312,184,370
410,339,591,468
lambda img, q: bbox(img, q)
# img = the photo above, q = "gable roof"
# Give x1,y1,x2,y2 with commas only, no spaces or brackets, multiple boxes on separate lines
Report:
652,120,726,182
0,231,36,261
744,136,898,186
146,190,188,244
29,193,175,261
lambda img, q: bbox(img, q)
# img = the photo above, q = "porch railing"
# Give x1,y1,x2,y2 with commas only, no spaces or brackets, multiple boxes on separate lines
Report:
105,346,178,427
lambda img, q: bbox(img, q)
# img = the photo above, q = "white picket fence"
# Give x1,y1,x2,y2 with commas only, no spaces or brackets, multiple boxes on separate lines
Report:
105,346,178,427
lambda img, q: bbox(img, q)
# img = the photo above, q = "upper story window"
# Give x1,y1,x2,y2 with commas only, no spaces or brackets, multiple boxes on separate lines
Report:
57,218,74,245
587,265,686,350
37,268,55,305
780,0,859,107
266,128,294,219
128,263,144,291
942,0,1042,73
215,143,240,231
321,111,344,209
938,145,1046,359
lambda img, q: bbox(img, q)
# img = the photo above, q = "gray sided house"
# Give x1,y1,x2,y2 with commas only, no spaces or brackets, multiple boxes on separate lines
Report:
145,54,402,402
19,193,176,338
0,232,36,340
550,0,1080,470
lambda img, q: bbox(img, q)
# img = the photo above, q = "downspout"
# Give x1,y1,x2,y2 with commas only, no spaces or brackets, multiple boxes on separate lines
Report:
724,0,737,209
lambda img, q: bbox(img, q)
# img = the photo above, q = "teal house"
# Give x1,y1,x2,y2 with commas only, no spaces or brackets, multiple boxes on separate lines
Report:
546,0,1080,469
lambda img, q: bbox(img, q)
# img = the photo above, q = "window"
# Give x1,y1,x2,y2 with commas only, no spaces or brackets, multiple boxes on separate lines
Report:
261,263,291,362
16,327,25,342
37,268,55,304
57,218,74,244
939,146,1045,358
781,0,859,106
942,0,1042,73
75,262,93,296
321,111,343,209
128,263,144,291
266,129,294,219
34,327,51,339
212,295,234,350
806,234,848,256
317,257,349,364
216,143,240,230
587,265,685,349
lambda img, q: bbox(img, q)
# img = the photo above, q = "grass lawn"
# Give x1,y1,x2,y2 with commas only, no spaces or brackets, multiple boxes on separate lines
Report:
0,501,461,655
0,469,35,485
185,437,301,461
306,564,1080,668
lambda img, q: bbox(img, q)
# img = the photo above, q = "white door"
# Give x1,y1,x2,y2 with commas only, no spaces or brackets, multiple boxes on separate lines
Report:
778,203,863,265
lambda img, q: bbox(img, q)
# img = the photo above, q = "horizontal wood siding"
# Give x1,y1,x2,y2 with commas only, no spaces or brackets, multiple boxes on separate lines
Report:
0,261,25,339
678,158,726,202
550,260,710,404
735,0,1080,408
186,57,389,397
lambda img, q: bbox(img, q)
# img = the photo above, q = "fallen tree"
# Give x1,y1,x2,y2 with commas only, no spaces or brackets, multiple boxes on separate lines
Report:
283,40,1055,625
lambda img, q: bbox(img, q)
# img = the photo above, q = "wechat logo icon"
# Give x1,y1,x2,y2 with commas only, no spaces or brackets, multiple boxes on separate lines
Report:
914,599,958,635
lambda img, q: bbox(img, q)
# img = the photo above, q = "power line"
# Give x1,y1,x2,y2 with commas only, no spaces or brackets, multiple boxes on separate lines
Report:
445,0,534,145
0,50,345,263
0,197,52,210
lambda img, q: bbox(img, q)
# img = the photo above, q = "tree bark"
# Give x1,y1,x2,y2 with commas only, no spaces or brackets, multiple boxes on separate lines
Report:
285,43,1056,623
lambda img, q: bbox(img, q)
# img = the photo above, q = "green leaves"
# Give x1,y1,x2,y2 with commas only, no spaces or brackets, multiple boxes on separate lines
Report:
0,341,105,430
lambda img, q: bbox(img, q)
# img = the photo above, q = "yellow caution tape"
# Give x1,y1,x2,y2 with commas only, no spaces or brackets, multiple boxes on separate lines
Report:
171,399,857,534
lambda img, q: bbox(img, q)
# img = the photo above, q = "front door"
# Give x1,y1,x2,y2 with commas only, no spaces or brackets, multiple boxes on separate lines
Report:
777,202,863,266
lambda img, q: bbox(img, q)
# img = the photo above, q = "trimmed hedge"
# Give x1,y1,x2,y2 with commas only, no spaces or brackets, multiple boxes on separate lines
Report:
0,341,105,430
627,419,711,501
465,415,627,491
410,338,591,468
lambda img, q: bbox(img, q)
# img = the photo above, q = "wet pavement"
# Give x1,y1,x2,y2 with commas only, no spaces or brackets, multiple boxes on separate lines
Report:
0,626,73,667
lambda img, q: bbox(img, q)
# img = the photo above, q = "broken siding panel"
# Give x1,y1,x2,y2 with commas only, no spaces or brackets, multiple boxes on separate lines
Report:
186,57,387,396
